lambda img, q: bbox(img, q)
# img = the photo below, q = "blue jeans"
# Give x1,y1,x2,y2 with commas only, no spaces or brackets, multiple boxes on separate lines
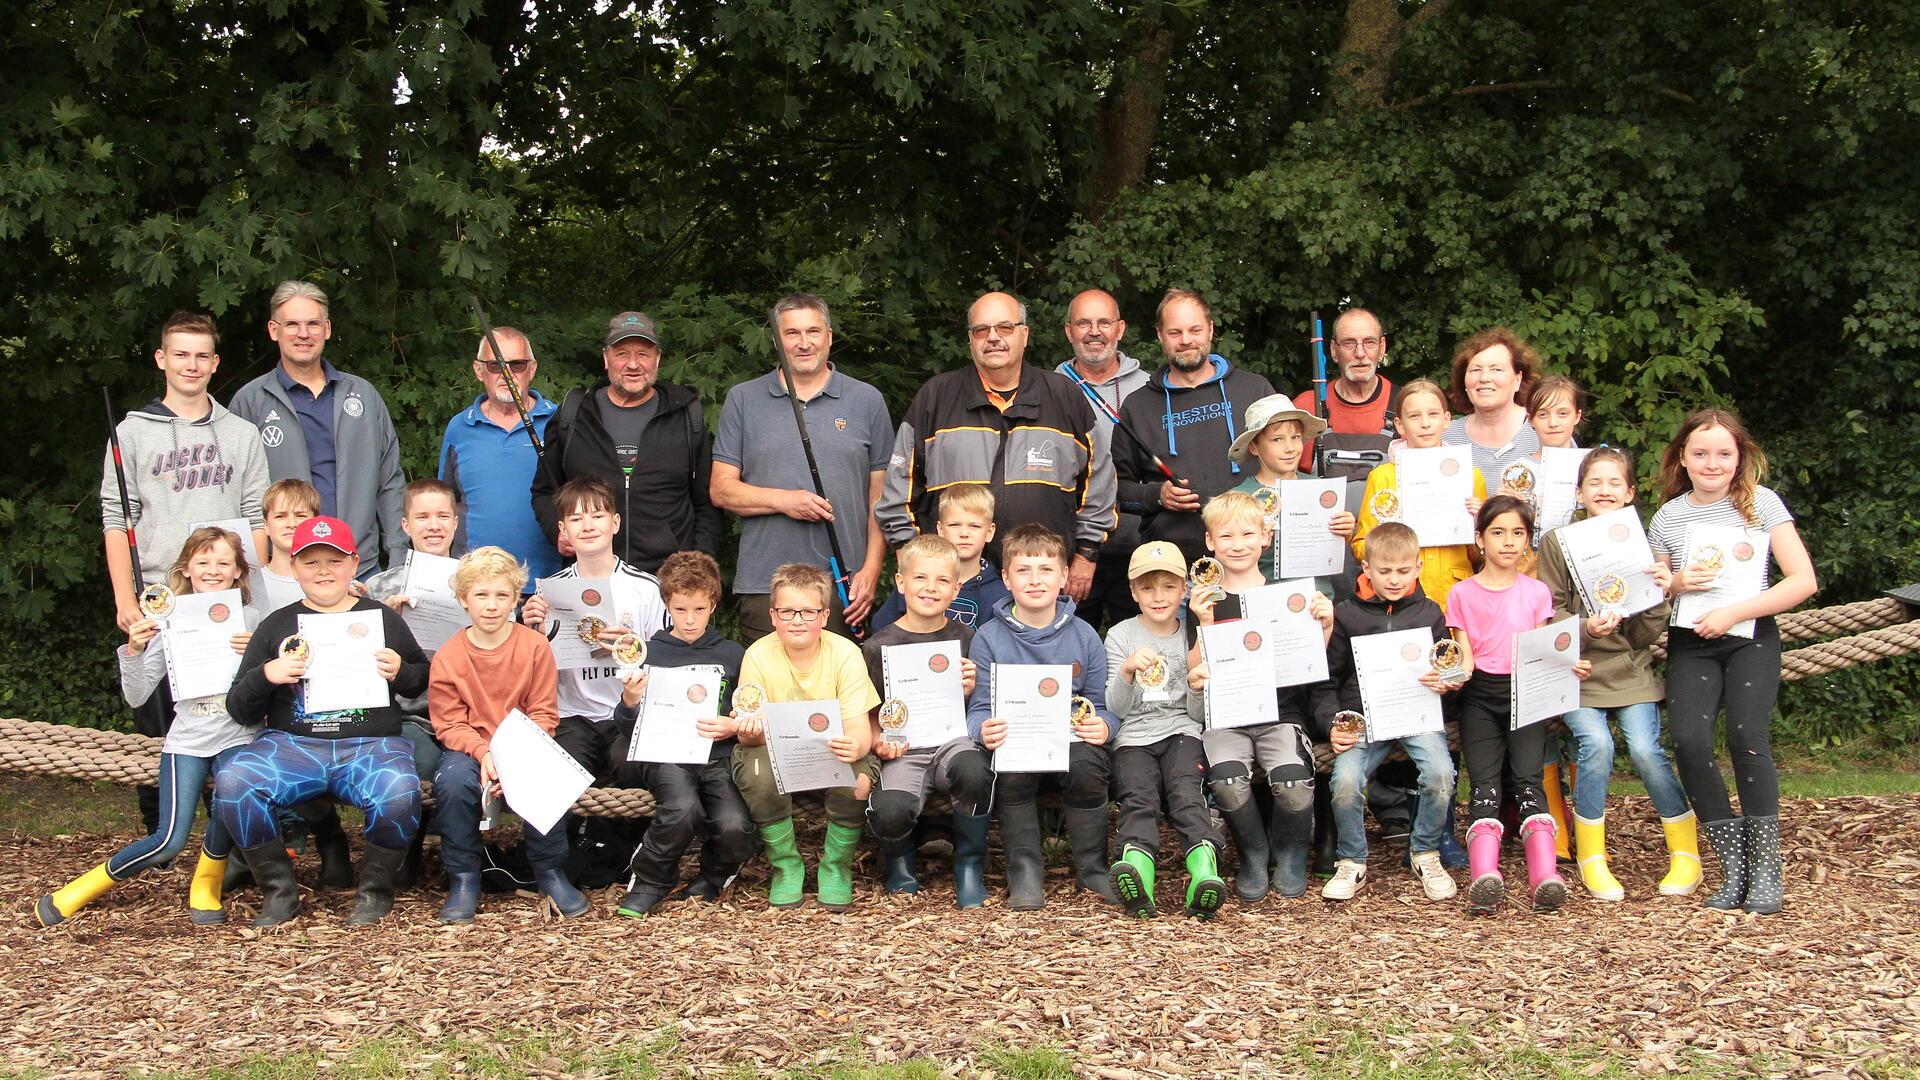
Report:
432,751,571,875
106,746,246,878
214,730,421,850
1563,703,1691,821
1328,732,1455,860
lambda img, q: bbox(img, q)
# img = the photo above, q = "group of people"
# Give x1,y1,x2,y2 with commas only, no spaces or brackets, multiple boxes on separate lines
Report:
33,280,1816,931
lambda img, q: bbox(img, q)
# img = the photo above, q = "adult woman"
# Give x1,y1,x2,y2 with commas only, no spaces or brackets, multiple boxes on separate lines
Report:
1443,328,1541,479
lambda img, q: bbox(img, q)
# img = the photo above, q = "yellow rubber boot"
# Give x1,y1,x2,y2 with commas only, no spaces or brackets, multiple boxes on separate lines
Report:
1573,815,1624,901
36,864,116,927
188,851,229,925
1658,811,1704,896
1542,763,1573,860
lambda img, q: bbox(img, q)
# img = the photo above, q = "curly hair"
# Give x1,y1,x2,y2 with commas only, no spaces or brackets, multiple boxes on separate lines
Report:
1447,327,1541,414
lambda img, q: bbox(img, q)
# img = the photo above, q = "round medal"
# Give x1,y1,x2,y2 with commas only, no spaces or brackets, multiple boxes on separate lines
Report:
278,634,311,663
1069,696,1097,728
611,633,647,667
732,683,766,717
1369,489,1401,522
878,698,909,732
575,615,608,647
1332,710,1367,738
140,583,176,618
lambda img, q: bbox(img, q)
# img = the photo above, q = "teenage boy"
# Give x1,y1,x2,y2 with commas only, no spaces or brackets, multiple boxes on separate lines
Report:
610,551,753,916
1226,395,1355,596
968,524,1118,910
258,480,321,613
1313,522,1460,902
862,535,992,907
871,484,1011,633
1105,540,1225,919
730,563,881,910
426,546,587,922
214,516,430,927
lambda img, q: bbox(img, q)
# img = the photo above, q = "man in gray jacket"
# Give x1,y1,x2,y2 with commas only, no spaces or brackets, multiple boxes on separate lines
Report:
1055,288,1150,628
228,281,408,576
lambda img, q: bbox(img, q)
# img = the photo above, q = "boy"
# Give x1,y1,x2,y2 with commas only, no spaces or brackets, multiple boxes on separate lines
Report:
610,551,752,916
1105,541,1225,918
1313,522,1460,902
258,479,321,613
1187,491,1334,900
214,516,430,927
731,563,881,910
425,546,586,922
862,535,991,907
871,484,1011,633
1226,395,1356,597
968,524,1117,910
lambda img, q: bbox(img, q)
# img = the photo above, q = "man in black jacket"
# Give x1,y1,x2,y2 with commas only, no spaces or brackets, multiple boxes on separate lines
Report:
530,311,720,573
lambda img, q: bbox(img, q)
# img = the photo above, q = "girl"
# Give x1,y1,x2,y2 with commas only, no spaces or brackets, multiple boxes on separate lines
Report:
1355,378,1487,611
37,527,260,927
1448,496,1591,915
1650,410,1817,915
1538,448,1698,900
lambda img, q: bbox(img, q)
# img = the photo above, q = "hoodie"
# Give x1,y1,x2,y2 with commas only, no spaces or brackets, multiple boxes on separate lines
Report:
1112,356,1276,561
1312,579,1450,724
100,400,270,586
869,557,1013,634
966,596,1116,744
613,625,746,764
1058,352,1151,553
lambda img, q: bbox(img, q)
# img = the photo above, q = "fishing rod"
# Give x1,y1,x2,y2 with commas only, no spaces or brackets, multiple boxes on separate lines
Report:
103,388,146,597
1310,310,1330,475
467,291,546,461
777,354,861,638
1061,363,1186,487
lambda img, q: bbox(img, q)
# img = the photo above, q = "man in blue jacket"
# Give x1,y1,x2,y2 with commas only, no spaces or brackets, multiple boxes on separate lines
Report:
438,327,562,590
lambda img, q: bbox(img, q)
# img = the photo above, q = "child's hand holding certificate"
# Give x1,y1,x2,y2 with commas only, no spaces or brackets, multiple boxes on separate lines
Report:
990,663,1073,772
627,664,724,765
297,611,388,713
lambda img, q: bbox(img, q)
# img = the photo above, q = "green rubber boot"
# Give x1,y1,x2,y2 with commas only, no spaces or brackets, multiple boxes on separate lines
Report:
1109,845,1157,919
1185,842,1226,919
815,821,863,911
759,818,806,909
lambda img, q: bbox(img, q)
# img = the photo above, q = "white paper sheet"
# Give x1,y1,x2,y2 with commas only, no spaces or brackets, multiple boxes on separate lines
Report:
1673,524,1770,639
764,699,857,793
489,708,594,836
881,639,969,748
1198,620,1281,731
1555,507,1664,619
1510,617,1582,729
536,576,618,670
1396,445,1475,547
1241,580,1330,687
1277,477,1348,579
297,610,389,714
1350,628,1446,742
162,588,246,701
627,664,724,765
990,663,1073,772
398,550,471,653
1533,447,1589,534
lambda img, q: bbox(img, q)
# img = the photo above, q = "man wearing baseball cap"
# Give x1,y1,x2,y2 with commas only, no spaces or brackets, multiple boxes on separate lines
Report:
531,311,720,573
213,515,433,927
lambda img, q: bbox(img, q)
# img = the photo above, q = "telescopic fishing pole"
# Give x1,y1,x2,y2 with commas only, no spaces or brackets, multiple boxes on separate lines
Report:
1061,364,1186,487
467,291,546,460
777,355,862,638
1310,310,1330,475
102,387,145,593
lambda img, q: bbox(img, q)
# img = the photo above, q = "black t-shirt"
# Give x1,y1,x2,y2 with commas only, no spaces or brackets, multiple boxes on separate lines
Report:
596,388,659,473
861,620,974,702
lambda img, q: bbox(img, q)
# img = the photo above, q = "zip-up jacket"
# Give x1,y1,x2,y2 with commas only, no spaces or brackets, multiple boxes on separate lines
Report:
1537,524,1669,709
100,399,269,585
1112,356,1276,561
1057,352,1150,554
965,597,1117,743
1313,580,1449,724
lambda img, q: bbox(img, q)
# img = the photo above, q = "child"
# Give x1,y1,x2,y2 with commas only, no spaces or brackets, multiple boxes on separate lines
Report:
1448,496,1592,915
425,546,586,922
1651,410,1816,915
1226,394,1356,595
1314,522,1460,902
862,535,991,906
871,484,1011,632
213,516,430,927
611,551,753,916
731,563,880,909
1354,379,1487,611
258,479,321,613
969,524,1118,910
1185,491,1332,899
38,527,260,927
1104,540,1224,918
1538,447,1697,901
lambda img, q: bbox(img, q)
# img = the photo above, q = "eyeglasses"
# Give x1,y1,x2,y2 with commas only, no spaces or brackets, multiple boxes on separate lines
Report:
967,322,1025,340
772,606,826,624
1334,337,1383,354
1067,318,1118,333
482,359,533,374
273,319,326,334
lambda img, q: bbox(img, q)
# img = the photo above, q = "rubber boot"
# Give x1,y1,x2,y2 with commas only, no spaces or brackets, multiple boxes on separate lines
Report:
308,807,356,891
345,842,407,926
394,827,426,893
999,803,1046,911
222,853,255,893
1542,763,1574,861
951,811,990,909
1184,842,1226,919
188,851,229,925
758,818,806,909
438,871,482,923
1573,814,1624,901
880,835,920,896
1065,804,1118,904
1740,815,1783,915
1310,782,1339,879
1465,818,1505,916
1435,796,1470,870
536,867,591,917
242,840,302,928
35,864,116,928
1521,813,1567,912
1218,801,1269,902
1658,811,1704,896
1701,817,1748,911
1110,845,1158,918
816,821,862,911
1268,786,1314,898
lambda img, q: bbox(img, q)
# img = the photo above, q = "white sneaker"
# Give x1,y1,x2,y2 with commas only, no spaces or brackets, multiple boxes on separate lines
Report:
1411,849,1458,900
1321,859,1366,901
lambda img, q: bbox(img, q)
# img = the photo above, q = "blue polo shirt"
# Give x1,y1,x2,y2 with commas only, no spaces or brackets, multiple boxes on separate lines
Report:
277,360,340,516
438,391,561,590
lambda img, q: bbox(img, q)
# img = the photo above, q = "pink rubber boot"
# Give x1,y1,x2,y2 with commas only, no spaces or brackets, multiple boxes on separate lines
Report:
1522,812,1568,912
1465,818,1505,916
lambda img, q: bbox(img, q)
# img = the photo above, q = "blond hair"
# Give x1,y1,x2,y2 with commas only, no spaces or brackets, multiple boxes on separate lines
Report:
263,478,321,517
1361,521,1421,565
769,562,834,608
1000,524,1066,563
452,546,527,598
168,526,252,605
937,483,995,521
897,534,961,578
1201,490,1267,535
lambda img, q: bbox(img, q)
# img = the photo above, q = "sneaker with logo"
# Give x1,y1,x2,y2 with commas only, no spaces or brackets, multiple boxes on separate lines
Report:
1321,859,1366,901
1411,849,1458,901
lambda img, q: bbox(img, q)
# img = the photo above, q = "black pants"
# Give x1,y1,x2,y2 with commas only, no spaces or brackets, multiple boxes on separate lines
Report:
1113,735,1221,855
1074,549,1139,631
1667,620,1781,821
1458,672,1547,822
625,758,755,896
556,715,649,787
995,741,1111,809
131,682,176,832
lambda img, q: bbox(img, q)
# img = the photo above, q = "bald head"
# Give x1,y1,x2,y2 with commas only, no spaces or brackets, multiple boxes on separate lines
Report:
1064,289,1126,373
967,291,1030,385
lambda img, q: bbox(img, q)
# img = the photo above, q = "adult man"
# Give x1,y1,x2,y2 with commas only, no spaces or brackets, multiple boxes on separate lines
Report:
438,326,561,589
1055,289,1150,627
531,311,720,573
229,281,409,575
1112,289,1276,566
1292,307,1397,484
711,293,891,642
877,292,1114,594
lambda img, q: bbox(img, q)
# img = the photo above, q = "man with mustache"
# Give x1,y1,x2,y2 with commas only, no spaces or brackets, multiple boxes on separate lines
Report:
1292,307,1397,484
1055,289,1151,627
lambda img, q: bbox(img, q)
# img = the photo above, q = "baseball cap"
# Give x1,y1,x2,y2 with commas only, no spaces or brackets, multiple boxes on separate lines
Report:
604,311,660,348
290,516,358,558
1127,540,1187,580
1228,394,1330,465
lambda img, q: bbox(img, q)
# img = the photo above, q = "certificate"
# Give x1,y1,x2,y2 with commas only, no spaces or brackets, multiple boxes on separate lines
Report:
1673,524,1770,639
626,664,723,765
536,577,617,670
1396,445,1475,546
398,551,471,653
1555,507,1664,619
1241,581,1330,687
764,699,856,794
1533,447,1589,534
1510,617,1582,729
489,708,594,836
1198,621,1281,731
162,588,246,702
1349,628,1445,742
298,610,389,714
1277,478,1347,579
881,639,969,747
990,663,1073,772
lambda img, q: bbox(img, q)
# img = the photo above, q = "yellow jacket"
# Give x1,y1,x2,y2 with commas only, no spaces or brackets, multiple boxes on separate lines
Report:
1353,461,1487,611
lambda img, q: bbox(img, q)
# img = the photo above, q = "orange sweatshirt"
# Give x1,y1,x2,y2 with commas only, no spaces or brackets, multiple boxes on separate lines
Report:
427,623,559,758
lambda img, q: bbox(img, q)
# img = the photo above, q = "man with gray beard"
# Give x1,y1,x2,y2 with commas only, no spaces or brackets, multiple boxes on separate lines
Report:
1055,289,1149,627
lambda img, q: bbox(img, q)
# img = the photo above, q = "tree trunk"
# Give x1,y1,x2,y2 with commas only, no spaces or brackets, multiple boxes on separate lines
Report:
1336,0,1462,109
1077,19,1175,223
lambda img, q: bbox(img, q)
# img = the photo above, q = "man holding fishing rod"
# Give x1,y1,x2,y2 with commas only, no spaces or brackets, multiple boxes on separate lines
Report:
1055,289,1150,627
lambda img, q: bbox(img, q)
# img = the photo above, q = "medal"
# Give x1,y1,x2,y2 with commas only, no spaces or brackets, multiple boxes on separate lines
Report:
1594,572,1627,617
1188,556,1226,606
1501,462,1536,495
1369,489,1401,522
877,698,909,743
1069,695,1097,729
1136,650,1171,702
140,583,176,619
1428,638,1467,685
612,632,646,676
575,615,608,649
1694,544,1725,574
1332,710,1368,741
1252,486,1280,529
732,683,766,719
278,634,311,663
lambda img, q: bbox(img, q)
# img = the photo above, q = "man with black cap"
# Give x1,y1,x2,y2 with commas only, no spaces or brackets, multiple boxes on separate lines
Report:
531,311,720,573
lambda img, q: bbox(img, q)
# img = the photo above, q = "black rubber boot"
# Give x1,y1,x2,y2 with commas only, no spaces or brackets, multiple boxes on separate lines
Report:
1270,784,1316,898
952,811,990,909
344,842,407,926
438,872,482,924
881,836,921,895
241,841,302,928
306,807,356,890
1219,801,1270,902
999,803,1046,911
1065,804,1118,904
1309,781,1338,879
394,826,426,893
1741,815,1783,915
1701,817,1748,911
